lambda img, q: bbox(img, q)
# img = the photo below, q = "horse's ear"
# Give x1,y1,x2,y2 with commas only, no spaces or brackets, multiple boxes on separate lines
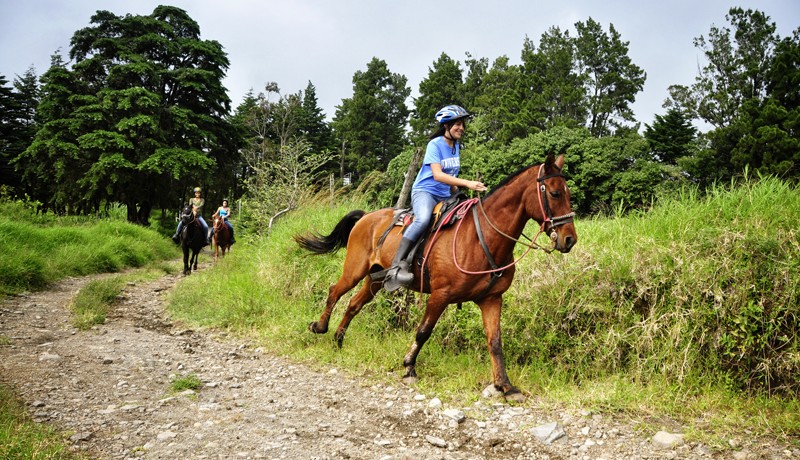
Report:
544,152,555,170
555,154,565,170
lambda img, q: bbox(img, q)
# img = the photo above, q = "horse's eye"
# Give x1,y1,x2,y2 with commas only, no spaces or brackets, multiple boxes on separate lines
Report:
550,190,561,198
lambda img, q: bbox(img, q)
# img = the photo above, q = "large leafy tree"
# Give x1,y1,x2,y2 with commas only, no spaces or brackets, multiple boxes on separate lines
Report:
332,57,410,181
15,6,236,223
668,8,779,129
574,18,646,136
532,27,587,130
471,55,525,146
299,81,333,157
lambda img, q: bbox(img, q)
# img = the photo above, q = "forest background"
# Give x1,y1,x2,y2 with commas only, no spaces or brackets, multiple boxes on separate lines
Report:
0,5,797,227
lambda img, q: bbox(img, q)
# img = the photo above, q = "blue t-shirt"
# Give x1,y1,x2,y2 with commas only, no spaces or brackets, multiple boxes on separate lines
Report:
412,136,460,198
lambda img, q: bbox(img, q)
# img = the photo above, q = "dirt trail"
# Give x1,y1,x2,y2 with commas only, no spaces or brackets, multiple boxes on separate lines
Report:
0,267,795,459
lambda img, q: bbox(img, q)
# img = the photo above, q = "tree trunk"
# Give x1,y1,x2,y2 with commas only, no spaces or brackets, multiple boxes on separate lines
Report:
126,200,152,225
395,147,422,209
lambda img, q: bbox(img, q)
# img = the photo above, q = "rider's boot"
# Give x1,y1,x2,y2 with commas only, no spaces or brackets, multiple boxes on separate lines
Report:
384,237,415,292
171,233,179,244
230,228,236,244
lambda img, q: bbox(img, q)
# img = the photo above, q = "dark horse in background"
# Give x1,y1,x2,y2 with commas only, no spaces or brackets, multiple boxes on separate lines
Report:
295,153,578,401
179,205,205,275
212,215,232,260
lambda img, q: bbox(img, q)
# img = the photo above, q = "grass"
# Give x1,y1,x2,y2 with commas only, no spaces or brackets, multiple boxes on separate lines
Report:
0,201,177,298
169,373,203,393
0,385,84,459
166,178,799,449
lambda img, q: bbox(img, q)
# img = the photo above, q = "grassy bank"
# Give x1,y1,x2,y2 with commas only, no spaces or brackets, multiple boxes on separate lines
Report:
0,200,177,297
167,177,799,446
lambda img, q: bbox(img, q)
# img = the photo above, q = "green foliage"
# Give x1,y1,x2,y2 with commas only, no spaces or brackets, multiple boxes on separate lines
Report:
0,386,80,459
573,18,646,136
644,108,698,165
502,175,799,395
13,6,237,223
169,373,203,393
70,276,125,330
332,58,410,182
0,199,176,297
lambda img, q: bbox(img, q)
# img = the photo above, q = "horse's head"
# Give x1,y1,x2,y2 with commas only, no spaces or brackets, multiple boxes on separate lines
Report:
180,205,195,225
527,154,577,253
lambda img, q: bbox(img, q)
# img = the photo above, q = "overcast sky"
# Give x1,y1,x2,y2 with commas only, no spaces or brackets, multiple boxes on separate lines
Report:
1,1,797,130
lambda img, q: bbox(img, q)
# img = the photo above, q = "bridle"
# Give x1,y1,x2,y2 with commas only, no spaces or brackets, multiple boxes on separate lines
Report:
535,163,576,242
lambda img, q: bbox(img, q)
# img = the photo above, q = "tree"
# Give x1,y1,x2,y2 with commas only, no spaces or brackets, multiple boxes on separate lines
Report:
14,6,236,223
532,27,587,130
299,81,333,157
411,53,464,143
470,55,525,146
667,8,779,129
331,58,410,182
644,108,698,165
574,18,646,136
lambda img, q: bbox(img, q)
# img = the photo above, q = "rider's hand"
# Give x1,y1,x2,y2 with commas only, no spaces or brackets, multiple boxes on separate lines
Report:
468,181,487,192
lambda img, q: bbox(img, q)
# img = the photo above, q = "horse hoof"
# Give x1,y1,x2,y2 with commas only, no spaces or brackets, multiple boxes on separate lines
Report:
504,389,527,403
309,321,328,334
402,376,418,386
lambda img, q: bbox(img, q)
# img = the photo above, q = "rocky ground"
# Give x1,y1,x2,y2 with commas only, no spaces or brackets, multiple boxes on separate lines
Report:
1,265,797,460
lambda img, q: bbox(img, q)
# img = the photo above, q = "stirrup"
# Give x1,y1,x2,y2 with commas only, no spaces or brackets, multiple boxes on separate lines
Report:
384,262,413,292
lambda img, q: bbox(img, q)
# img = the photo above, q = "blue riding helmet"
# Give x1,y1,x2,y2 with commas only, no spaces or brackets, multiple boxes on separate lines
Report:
435,105,470,124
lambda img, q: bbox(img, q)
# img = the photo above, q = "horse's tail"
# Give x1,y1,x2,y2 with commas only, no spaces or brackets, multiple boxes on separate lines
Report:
294,210,366,255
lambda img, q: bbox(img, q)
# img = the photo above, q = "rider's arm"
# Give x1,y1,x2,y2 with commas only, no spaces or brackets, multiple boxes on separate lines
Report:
430,163,487,192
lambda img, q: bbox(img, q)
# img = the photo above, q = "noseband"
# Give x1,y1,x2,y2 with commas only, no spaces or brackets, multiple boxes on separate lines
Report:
536,164,575,241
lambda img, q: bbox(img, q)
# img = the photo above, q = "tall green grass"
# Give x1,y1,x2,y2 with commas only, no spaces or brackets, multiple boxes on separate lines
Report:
0,201,177,296
167,178,799,442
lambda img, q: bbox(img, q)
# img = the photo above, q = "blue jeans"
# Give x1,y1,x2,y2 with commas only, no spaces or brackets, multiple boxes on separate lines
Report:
176,216,208,236
404,190,449,242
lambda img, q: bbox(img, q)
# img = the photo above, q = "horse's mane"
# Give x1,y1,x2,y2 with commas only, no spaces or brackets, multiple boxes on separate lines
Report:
482,165,537,200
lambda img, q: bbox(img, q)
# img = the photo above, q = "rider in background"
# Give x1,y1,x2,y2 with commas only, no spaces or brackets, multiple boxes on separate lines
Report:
209,199,235,244
383,105,487,291
172,187,210,245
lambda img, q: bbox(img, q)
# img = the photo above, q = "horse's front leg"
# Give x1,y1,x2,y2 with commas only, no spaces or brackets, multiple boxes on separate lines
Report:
183,249,190,275
403,295,448,384
477,294,525,402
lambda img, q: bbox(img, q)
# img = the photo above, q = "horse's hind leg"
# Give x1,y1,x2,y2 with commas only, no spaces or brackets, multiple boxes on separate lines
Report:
333,279,377,348
309,255,370,336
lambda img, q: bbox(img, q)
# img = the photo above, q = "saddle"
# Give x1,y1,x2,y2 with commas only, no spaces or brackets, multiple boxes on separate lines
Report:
371,193,471,283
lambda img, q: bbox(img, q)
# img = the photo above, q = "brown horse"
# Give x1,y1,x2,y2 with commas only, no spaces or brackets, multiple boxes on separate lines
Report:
294,154,577,401
212,216,232,260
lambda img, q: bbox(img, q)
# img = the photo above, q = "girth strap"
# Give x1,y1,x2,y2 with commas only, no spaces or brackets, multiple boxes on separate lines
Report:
471,205,503,299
